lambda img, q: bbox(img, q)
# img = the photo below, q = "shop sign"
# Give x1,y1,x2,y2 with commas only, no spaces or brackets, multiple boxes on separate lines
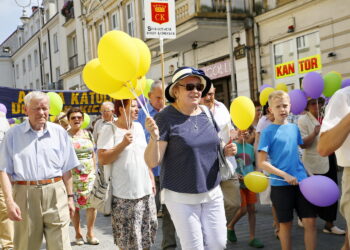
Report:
234,45,246,60
274,54,322,79
275,60,295,79
298,54,322,74
201,59,231,80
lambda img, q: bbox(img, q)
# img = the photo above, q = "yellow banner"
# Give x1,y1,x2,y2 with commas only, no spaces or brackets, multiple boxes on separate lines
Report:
275,61,295,79
298,54,322,74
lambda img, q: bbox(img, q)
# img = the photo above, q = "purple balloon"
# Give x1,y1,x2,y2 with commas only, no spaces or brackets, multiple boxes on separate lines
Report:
299,176,340,207
302,72,324,99
0,103,7,114
8,118,15,124
342,79,350,89
259,84,272,92
288,89,307,114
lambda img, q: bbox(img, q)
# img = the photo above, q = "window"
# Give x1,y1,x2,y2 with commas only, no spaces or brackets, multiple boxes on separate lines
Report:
56,67,60,81
36,79,40,89
53,33,59,52
126,1,135,36
45,9,50,22
97,23,104,41
28,54,32,71
67,33,78,70
22,59,26,74
19,37,22,47
30,25,34,36
274,39,293,65
15,64,19,79
111,12,120,30
296,32,319,59
29,82,33,89
43,42,47,59
34,50,38,66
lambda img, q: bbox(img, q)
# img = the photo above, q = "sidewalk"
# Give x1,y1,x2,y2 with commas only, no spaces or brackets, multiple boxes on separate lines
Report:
62,203,346,250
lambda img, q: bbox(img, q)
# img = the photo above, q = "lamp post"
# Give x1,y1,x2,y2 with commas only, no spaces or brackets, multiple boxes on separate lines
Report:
226,0,238,100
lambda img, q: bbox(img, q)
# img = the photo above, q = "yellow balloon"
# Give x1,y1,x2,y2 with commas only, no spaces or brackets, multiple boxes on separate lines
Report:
230,96,255,130
98,31,139,82
83,59,123,94
109,77,145,100
132,38,151,78
259,87,275,106
49,116,56,122
244,171,269,193
276,83,288,92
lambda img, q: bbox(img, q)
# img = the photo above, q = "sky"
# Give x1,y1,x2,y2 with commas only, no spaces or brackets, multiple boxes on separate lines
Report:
0,0,41,44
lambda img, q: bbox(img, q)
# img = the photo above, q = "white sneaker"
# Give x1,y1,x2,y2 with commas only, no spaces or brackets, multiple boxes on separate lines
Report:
323,226,346,235
297,218,304,228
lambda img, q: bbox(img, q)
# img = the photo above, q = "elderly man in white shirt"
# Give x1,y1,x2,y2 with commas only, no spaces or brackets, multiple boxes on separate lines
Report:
93,101,116,142
0,91,80,250
200,85,240,227
318,87,350,250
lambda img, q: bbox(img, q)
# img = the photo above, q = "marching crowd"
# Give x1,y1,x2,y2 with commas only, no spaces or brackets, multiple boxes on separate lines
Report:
0,66,350,250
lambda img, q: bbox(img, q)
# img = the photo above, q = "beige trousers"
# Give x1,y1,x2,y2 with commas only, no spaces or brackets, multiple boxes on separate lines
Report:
220,178,241,224
13,180,71,250
0,185,14,249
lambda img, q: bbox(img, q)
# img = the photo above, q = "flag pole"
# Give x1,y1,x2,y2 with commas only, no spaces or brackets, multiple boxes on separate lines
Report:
160,38,166,107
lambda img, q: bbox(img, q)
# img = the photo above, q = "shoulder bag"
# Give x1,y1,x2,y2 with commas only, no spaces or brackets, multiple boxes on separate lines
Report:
200,105,235,181
88,123,115,214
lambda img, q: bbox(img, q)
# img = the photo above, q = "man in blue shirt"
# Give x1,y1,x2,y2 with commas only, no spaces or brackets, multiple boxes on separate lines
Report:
0,91,80,250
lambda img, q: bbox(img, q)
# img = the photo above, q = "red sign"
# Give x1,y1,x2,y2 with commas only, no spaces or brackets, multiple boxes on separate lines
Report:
151,2,169,24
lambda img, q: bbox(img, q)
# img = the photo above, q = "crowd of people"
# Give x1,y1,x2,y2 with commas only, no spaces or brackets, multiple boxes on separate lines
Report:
0,66,349,250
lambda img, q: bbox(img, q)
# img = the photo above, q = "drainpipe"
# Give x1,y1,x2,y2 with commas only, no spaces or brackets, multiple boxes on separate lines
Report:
38,37,44,88
254,21,262,88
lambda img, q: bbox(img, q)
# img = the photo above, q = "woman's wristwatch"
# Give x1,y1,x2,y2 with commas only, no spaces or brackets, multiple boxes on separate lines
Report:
67,194,74,198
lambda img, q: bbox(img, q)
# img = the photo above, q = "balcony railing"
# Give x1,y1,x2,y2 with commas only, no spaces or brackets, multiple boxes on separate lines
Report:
176,0,247,24
68,54,78,70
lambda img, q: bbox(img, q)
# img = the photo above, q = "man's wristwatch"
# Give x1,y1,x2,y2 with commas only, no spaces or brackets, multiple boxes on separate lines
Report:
67,194,74,198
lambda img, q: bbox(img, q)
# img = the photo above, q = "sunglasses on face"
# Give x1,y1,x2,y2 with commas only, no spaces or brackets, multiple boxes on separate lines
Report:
178,83,204,91
70,116,83,120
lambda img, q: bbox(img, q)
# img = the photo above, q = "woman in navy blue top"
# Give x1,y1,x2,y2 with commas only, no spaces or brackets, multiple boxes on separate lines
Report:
145,67,237,250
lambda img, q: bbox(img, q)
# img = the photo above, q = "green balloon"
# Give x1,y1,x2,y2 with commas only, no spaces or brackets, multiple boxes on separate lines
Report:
47,92,63,115
81,113,90,129
14,118,21,124
144,79,154,99
323,72,342,97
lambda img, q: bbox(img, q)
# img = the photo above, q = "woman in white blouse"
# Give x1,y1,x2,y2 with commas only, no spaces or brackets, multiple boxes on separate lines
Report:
97,99,157,249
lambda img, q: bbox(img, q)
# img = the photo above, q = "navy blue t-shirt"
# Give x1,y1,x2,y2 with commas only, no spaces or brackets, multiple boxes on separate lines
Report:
258,123,308,186
155,105,221,194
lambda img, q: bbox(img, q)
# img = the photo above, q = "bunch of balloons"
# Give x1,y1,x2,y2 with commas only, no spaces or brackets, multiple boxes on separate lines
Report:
258,70,349,115
83,31,152,100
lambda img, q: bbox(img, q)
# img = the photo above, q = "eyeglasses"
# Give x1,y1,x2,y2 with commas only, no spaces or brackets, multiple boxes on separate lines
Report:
101,110,113,113
70,116,83,120
178,83,204,92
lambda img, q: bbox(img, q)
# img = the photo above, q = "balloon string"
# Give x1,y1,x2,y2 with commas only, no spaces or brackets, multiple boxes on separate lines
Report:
139,79,150,115
316,99,321,123
249,173,287,182
127,82,150,117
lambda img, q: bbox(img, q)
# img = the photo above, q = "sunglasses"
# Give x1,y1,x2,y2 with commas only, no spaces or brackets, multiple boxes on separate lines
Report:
70,116,83,120
178,83,204,91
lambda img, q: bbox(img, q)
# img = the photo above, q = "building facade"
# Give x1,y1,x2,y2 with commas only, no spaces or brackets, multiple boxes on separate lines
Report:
255,0,350,90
